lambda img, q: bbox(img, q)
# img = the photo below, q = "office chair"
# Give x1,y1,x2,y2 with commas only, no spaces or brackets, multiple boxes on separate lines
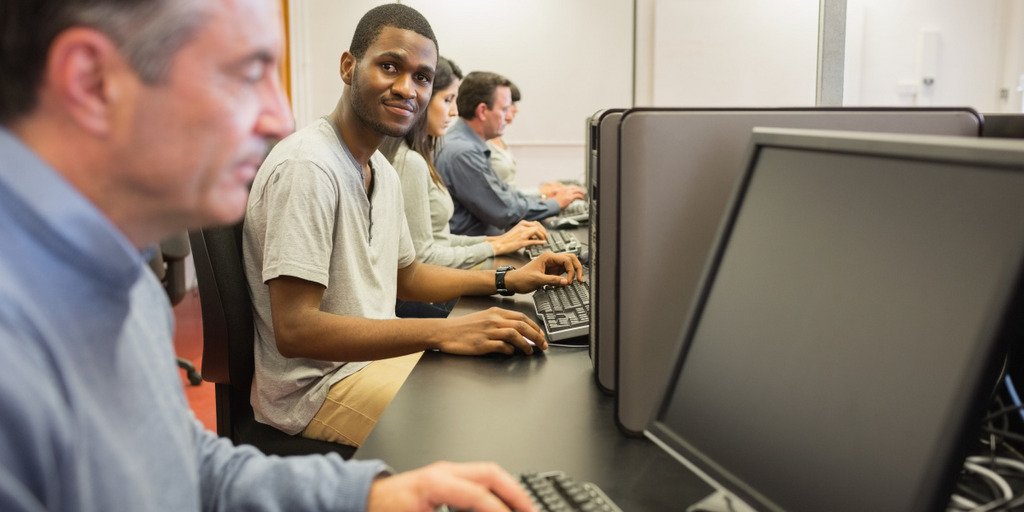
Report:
188,222,356,458
148,232,203,386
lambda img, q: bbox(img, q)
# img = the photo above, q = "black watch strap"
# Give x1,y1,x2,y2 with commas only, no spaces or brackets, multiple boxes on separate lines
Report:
495,265,515,296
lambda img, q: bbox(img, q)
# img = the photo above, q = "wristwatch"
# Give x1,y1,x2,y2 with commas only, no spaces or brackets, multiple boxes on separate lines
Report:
495,265,516,296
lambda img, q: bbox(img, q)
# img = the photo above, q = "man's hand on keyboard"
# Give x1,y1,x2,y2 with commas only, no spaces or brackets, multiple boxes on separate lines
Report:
367,461,538,512
507,251,585,293
485,220,548,255
437,307,547,355
547,185,586,209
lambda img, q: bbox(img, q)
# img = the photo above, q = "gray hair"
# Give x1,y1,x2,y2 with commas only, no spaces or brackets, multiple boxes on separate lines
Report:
1,0,207,124
73,0,206,83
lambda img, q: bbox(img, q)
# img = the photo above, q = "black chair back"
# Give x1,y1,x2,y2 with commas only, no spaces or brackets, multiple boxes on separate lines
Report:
189,223,355,457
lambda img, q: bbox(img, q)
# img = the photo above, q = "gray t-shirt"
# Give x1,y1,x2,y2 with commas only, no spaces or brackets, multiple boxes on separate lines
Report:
243,117,416,434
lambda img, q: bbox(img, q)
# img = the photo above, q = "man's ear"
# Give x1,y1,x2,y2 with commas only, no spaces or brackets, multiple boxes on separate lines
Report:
340,51,356,85
45,27,126,136
474,103,489,121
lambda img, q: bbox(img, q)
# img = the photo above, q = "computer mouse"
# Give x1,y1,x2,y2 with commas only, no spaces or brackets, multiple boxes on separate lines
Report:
509,337,540,356
577,249,590,266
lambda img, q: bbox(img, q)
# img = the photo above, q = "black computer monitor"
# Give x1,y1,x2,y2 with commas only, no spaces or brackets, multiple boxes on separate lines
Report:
646,128,1024,512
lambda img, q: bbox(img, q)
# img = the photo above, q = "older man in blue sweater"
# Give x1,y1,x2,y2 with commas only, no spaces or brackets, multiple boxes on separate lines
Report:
0,1,534,511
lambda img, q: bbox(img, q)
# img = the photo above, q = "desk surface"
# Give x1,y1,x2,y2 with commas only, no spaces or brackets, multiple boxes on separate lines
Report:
356,285,712,511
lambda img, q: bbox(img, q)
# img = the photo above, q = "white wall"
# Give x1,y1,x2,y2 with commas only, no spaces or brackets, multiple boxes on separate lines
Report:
997,0,1024,113
289,1,1024,187
650,0,820,107
289,0,381,130
843,0,1014,111
636,0,1023,111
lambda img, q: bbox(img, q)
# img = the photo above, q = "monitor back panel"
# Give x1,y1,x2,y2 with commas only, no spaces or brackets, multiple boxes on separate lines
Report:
614,108,983,435
587,108,626,394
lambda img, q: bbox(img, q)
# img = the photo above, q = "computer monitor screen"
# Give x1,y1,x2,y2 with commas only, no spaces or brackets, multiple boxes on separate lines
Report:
646,128,1024,512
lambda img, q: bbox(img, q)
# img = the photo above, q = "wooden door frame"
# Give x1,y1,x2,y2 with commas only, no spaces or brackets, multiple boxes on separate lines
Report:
280,0,291,105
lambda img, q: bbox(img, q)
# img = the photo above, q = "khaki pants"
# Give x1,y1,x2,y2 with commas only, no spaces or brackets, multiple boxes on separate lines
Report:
301,352,422,447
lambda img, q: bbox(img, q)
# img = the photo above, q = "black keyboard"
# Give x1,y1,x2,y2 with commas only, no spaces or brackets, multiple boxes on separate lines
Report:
544,200,590,229
520,471,622,512
525,231,582,260
532,278,589,342
438,471,621,512
561,198,588,217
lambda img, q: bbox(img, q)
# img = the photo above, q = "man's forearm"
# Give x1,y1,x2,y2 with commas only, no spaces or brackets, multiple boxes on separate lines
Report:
269,275,443,361
276,311,443,361
396,261,497,302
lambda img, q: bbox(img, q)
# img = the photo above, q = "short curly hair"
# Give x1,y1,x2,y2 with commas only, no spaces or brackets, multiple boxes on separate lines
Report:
349,3,437,60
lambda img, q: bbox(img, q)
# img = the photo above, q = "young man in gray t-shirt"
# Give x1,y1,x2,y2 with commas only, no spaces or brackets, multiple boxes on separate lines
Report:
244,4,583,450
